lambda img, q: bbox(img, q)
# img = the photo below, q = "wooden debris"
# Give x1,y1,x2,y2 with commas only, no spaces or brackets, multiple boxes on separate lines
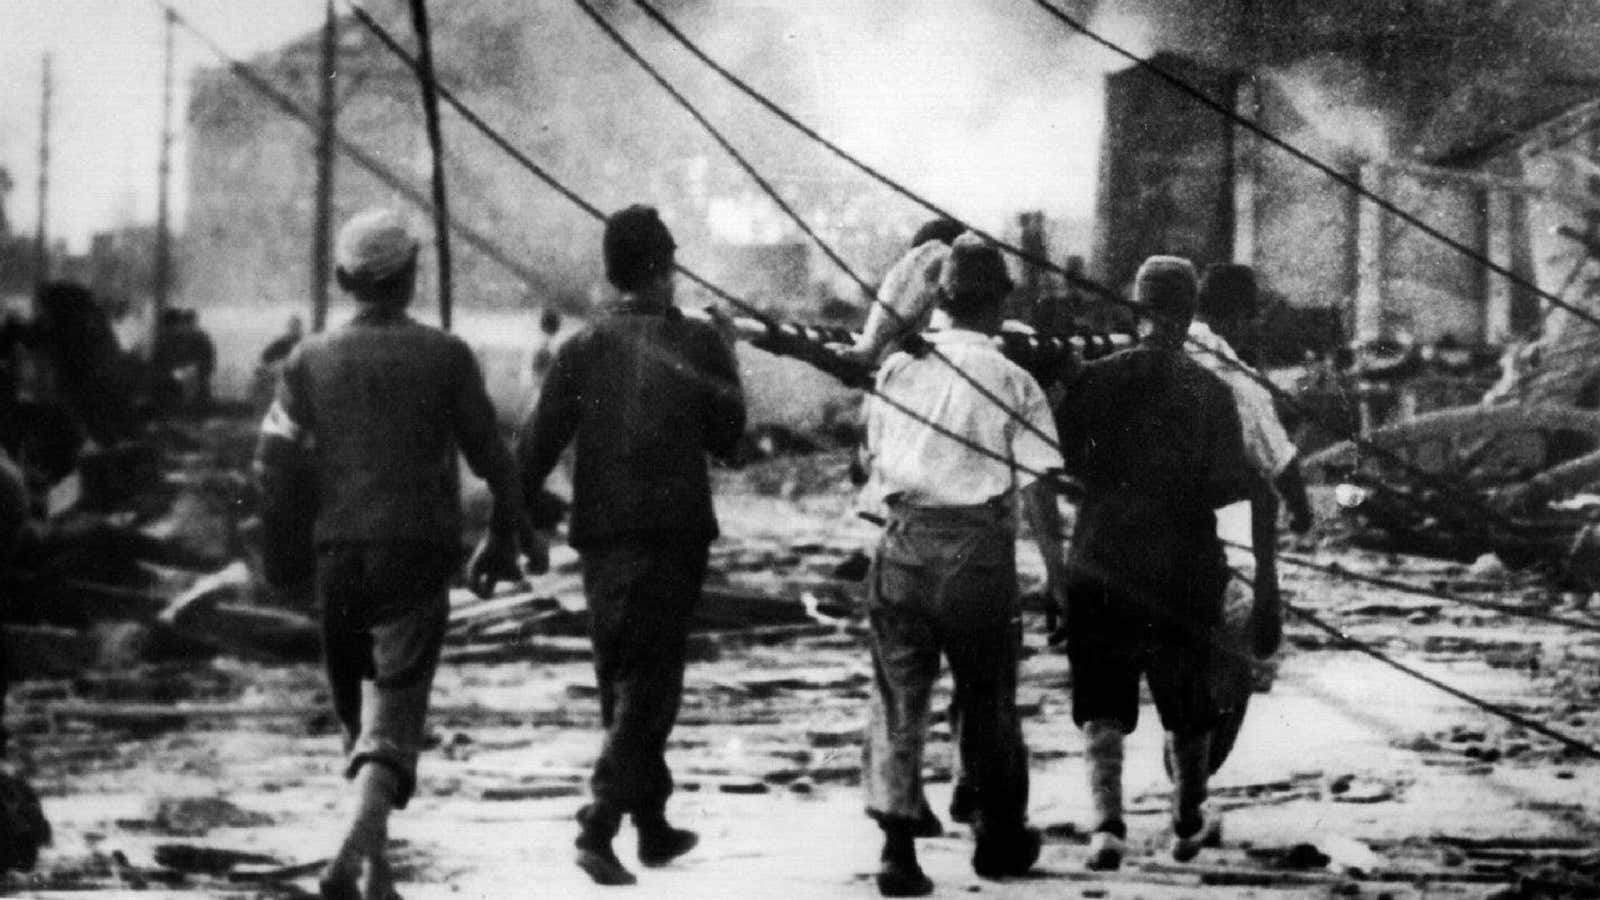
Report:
152,844,280,875
479,783,583,801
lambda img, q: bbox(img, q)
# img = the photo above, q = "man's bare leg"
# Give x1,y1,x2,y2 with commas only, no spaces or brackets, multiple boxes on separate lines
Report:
322,764,399,900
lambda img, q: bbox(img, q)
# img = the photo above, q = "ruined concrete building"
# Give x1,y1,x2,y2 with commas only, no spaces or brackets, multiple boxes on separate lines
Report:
182,0,928,325
1091,0,1600,357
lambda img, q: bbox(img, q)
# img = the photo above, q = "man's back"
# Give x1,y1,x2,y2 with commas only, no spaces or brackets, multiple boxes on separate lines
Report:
1056,346,1252,595
519,306,745,548
283,308,502,547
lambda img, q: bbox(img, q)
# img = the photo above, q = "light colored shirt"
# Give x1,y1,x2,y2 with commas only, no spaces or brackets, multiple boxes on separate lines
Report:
1185,320,1297,478
865,329,1063,507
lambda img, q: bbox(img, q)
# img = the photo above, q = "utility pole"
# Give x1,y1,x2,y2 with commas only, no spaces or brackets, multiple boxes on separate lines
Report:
151,7,176,357
408,0,453,331
34,53,51,289
311,0,338,332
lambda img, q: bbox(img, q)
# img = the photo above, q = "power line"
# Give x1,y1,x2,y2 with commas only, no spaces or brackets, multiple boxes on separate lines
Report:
342,1,1083,498
345,0,1600,656
1286,603,1600,759
406,0,455,331
175,0,1600,786
570,0,1064,456
1024,0,1600,337
626,0,1537,547
1226,542,1600,634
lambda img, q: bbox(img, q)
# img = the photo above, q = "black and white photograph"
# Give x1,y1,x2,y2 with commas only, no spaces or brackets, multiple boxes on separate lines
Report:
1,1,1598,897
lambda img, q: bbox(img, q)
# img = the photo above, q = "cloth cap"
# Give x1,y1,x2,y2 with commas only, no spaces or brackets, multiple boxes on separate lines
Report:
1133,255,1198,319
1198,263,1258,319
910,218,965,249
939,232,1013,311
335,209,419,281
604,205,677,291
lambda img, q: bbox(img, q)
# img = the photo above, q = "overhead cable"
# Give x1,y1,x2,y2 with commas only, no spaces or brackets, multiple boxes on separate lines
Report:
570,0,1064,454
627,0,1536,544
1025,0,1600,335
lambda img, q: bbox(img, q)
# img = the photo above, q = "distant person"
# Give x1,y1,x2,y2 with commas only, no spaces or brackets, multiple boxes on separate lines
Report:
1053,256,1259,871
29,282,139,445
517,205,745,887
255,208,540,900
153,308,217,409
859,233,1063,895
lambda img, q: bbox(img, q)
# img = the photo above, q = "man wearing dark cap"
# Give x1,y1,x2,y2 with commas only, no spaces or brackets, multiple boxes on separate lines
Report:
256,208,538,900
1053,256,1259,871
860,232,1064,895
517,204,746,886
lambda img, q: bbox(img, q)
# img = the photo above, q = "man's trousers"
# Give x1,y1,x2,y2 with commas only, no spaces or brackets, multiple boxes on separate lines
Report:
862,502,1029,833
581,535,708,816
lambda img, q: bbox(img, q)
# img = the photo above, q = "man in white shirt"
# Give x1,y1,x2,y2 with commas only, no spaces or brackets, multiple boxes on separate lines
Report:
860,233,1066,896
1189,263,1313,658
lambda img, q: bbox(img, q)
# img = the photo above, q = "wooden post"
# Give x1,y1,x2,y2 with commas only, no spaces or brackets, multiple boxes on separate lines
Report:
1355,163,1387,346
33,54,51,289
1484,187,1515,345
1355,164,1389,437
1230,76,1258,266
310,0,338,333
407,0,453,331
150,7,176,358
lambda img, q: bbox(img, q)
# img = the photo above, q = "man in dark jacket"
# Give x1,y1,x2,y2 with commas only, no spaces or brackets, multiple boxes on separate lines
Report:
517,205,746,887
256,208,536,900
1054,256,1259,872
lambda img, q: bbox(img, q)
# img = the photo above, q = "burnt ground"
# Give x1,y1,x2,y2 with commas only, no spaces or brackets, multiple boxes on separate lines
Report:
6,445,1600,900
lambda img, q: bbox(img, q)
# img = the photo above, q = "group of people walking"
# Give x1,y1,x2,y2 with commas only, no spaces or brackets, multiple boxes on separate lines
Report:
255,203,1309,899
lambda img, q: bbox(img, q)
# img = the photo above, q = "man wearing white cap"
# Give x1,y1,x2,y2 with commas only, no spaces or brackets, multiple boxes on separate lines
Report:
1053,256,1258,871
256,208,538,900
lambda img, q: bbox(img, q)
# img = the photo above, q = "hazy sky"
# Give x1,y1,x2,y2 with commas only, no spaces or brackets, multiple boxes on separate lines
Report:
0,1,1127,252
0,1,326,250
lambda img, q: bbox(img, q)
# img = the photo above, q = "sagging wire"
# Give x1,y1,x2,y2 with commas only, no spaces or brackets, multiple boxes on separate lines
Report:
1285,600,1600,760
342,1,1069,502
1025,0,1600,336
160,0,1600,776
1222,542,1600,635
625,0,1540,548
346,0,1594,640
570,0,1066,457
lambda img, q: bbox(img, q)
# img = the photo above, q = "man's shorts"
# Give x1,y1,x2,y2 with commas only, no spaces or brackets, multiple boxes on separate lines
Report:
316,543,453,808
1063,577,1224,736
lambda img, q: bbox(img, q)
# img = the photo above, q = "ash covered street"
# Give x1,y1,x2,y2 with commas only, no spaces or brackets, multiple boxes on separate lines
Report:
5,423,1600,899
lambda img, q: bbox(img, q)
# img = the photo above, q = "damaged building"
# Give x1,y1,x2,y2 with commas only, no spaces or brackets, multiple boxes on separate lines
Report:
1090,0,1600,364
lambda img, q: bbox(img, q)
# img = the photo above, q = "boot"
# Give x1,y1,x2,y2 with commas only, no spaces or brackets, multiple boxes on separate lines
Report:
876,820,933,898
1167,731,1217,863
634,809,699,868
971,819,1042,879
575,803,636,886
911,797,944,838
1083,719,1127,871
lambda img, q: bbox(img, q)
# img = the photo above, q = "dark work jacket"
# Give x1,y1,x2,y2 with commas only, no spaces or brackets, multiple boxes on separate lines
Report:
1054,345,1255,613
263,306,520,551
517,301,746,550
